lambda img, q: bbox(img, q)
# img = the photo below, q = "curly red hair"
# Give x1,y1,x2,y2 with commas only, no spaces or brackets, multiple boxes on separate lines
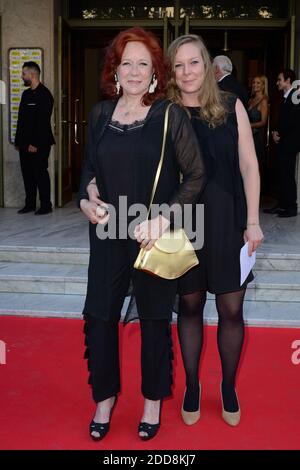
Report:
101,27,169,105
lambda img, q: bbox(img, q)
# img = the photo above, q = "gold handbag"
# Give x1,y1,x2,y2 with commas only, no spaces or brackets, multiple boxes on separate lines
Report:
133,103,199,280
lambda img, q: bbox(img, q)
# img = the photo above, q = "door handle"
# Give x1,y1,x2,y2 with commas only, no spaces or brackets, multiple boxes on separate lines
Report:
266,104,270,148
74,98,80,144
185,15,190,35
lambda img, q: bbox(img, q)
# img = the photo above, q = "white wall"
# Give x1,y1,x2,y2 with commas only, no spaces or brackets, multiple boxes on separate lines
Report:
0,0,55,208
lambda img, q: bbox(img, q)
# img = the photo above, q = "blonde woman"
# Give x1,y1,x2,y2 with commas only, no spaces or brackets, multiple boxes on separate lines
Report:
248,76,269,176
167,35,263,426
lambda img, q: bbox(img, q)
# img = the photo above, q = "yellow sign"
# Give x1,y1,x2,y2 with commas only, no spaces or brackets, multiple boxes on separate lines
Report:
9,48,43,143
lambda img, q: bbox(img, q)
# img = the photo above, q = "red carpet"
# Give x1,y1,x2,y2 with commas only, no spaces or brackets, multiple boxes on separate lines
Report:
0,316,299,450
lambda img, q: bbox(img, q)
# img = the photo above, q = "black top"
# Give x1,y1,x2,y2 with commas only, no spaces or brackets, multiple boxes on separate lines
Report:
98,118,145,228
248,104,261,122
177,96,253,295
247,103,265,164
190,95,247,230
218,74,248,109
248,103,263,135
15,83,55,148
189,98,244,210
277,89,300,153
78,99,206,220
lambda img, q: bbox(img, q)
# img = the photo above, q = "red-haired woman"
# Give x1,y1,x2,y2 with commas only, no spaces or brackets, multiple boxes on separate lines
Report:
78,28,206,441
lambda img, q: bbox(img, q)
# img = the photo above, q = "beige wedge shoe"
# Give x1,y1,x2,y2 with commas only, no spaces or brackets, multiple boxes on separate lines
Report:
220,384,241,427
181,383,201,426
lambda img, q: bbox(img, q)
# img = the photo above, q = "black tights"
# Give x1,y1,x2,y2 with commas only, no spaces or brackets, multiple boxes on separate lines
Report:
178,289,246,412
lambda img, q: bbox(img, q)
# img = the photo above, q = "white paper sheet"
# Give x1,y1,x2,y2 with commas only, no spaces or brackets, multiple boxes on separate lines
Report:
240,242,256,286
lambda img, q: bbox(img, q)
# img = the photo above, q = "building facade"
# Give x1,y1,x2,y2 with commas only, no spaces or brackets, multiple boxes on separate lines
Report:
0,0,299,208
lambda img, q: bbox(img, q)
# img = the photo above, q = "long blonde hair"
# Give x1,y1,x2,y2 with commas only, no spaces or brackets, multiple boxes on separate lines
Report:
167,34,227,127
252,75,269,99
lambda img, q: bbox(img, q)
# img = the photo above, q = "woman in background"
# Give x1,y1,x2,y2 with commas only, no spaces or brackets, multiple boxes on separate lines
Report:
248,76,269,180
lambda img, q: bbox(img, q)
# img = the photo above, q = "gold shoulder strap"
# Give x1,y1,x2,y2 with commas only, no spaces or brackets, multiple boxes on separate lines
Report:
146,102,173,219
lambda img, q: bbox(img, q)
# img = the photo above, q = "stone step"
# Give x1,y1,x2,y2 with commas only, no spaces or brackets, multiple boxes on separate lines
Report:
1,245,300,271
0,246,89,265
0,293,299,327
245,270,300,302
255,253,300,271
204,299,300,327
0,262,87,295
1,263,300,303
0,292,85,318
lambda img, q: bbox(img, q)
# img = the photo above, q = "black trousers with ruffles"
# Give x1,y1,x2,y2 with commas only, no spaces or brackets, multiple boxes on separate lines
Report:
83,236,175,403
84,315,173,402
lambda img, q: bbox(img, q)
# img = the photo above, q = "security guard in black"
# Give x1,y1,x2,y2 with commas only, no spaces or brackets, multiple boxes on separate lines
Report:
15,61,55,215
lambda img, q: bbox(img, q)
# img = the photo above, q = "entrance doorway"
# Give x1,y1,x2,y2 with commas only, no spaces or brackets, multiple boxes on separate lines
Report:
56,8,295,206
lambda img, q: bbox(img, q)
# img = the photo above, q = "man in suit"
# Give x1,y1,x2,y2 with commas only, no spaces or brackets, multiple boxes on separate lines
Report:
264,69,300,217
213,55,248,109
15,61,55,215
